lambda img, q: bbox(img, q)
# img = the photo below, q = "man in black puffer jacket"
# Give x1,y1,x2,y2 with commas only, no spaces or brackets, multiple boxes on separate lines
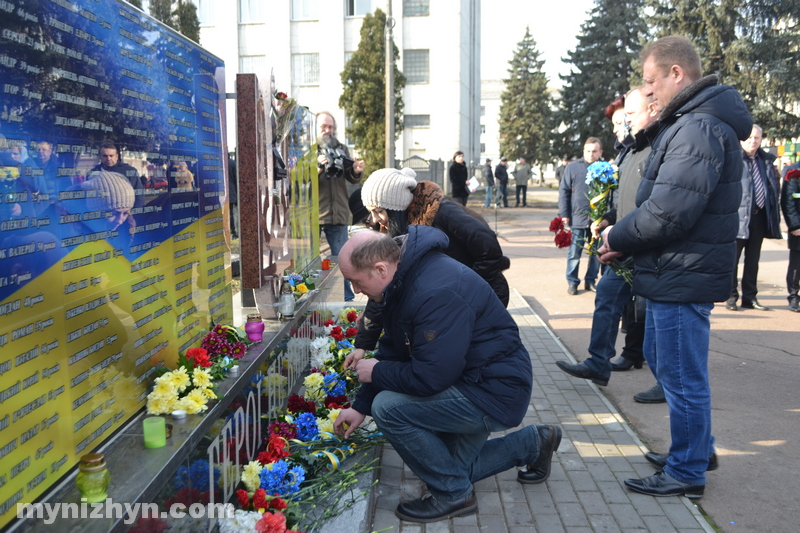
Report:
599,36,752,499
334,227,561,523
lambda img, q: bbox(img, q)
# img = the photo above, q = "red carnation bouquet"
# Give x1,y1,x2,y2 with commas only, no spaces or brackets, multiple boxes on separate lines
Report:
549,217,573,248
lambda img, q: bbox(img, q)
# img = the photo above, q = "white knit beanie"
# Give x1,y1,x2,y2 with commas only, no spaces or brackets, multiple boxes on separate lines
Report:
82,171,136,212
361,167,417,211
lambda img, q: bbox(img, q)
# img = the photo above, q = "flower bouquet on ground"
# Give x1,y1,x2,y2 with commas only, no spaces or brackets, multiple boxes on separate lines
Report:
219,308,384,532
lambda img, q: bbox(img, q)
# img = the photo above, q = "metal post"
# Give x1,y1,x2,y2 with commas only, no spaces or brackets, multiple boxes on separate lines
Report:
385,1,395,168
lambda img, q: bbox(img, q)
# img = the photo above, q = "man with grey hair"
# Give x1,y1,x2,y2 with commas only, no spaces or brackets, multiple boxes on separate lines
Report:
598,35,752,498
726,124,782,311
334,227,561,523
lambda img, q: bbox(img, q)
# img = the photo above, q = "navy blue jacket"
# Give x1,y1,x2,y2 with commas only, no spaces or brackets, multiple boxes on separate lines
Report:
608,76,752,303
352,225,532,428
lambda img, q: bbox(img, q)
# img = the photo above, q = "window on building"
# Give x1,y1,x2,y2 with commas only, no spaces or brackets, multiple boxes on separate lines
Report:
404,49,429,84
403,0,429,16
239,0,264,23
480,143,486,153
480,106,485,116
405,114,430,128
197,0,214,24
292,53,320,85
346,0,374,17
291,0,318,20
480,124,486,134
240,55,267,77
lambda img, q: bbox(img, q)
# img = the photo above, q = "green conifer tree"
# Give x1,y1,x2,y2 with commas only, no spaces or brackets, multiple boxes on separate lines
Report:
498,28,553,170
339,9,406,173
554,0,648,159
147,0,201,44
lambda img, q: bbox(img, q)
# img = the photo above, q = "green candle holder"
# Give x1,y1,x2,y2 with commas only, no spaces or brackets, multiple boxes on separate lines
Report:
75,453,110,503
143,416,166,448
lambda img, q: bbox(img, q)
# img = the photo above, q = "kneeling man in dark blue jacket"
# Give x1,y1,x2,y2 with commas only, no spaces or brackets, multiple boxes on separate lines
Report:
334,226,562,523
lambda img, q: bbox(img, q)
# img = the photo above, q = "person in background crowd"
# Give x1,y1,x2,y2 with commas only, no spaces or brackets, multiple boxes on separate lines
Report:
334,228,560,524
495,157,509,207
512,157,532,207
726,124,782,311
449,151,469,206
558,138,602,295
781,164,800,312
483,158,495,208
599,35,751,498
316,111,365,301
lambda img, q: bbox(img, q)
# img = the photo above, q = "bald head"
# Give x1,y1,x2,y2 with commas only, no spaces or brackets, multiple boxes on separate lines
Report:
624,87,659,135
339,231,400,301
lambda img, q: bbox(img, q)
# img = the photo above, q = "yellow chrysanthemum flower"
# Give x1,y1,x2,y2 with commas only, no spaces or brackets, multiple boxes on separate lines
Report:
180,388,209,414
242,461,263,492
166,367,191,392
192,368,212,389
202,388,217,399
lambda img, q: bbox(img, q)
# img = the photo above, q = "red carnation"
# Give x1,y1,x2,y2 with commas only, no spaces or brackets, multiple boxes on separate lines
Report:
549,217,565,233
269,496,288,511
346,310,359,323
345,327,358,338
324,319,335,327
253,488,269,511
186,347,212,367
330,326,345,342
554,230,573,249
236,489,250,509
255,511,287,533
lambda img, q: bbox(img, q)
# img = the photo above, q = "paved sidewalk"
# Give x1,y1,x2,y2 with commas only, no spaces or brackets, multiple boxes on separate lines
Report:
368,289,714,533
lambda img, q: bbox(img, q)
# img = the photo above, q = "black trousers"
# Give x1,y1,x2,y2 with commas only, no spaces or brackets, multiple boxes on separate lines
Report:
731,207,768,303
620,297,645,364
515,185,527,206
788,249,800,301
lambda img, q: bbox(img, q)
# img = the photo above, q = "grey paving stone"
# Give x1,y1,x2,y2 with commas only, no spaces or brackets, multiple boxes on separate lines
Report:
566,470,598,491
451,511,479,528
660,501,707,530
554,502,591,527
477,512,509,532
576,490,611,515
545,480,580,504
475,490,503,515
374,484,402,510
586,513,624,533
596,480,632,505
378,465,403,487
371,507,401,531
503,501,535,527
533,512,566,532
608,502,648,529
641,514,681,531
524,489,558,514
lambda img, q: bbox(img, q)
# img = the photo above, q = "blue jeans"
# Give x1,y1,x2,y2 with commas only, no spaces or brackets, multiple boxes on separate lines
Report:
566,227,599,286
483,185,494,207
644,300,715,485
582,268,631,379
321,224,354,301
371,386,540,500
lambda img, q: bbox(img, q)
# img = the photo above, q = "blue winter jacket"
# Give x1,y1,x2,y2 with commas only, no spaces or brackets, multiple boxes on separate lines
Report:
607,76,752,303
351,225,532,428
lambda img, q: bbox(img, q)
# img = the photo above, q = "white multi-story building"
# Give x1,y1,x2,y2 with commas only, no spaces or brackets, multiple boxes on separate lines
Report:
192,0,481,166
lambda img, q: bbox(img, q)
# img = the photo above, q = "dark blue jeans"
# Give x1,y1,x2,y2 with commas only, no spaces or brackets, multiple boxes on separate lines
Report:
582,267,631,379
644,300,715,485
566,227,599,286
321,224,354,301
371,386,540,500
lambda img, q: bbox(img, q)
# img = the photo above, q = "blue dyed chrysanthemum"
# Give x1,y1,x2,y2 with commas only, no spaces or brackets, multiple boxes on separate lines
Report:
324,372,347,397
286,465,306,493
296,412,319,441
585,161,617,185
173,459,220,492
259,459,289,493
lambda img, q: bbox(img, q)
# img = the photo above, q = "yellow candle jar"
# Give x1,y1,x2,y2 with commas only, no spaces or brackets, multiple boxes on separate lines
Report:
75,453,110,503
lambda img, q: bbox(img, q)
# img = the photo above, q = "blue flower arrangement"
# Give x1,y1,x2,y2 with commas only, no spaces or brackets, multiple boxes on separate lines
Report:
173,459,221,492
259,459,306,496
585,161,618,186
296,412,319,441
323,372,347,397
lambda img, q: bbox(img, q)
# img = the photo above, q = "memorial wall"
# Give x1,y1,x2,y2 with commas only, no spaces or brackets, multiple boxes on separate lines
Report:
0,1,231,527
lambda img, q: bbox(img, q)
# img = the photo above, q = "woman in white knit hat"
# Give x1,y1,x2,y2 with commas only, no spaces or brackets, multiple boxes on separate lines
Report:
347,167,512,368
80,170,137,247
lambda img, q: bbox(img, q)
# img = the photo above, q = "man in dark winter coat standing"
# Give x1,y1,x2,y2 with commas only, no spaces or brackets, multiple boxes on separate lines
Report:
334,227,561,523
781,164,800,311
483,158,495,208
599,36,752,499
495,157,509,207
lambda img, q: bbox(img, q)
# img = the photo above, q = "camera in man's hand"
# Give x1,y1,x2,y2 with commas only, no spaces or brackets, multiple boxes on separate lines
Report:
319,147,354,179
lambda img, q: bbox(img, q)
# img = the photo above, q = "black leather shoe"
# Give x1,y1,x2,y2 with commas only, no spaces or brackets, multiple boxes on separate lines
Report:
518,425,563,484
790,299,800,312
624,470,704,498
567,285,578,295
645,452,718,472
741,299,770,310
633,383,665,403
725,298,738,311
610,357,643,371
585,281,597,292
556,361,608,386
395,491,477,523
